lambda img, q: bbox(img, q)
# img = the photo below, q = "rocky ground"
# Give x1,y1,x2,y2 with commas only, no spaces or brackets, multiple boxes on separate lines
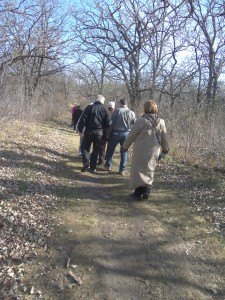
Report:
0,119,224,299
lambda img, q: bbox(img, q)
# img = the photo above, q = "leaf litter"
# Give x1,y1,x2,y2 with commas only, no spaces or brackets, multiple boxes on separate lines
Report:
158,162,225,236
0,121,68,299
1,121,225,299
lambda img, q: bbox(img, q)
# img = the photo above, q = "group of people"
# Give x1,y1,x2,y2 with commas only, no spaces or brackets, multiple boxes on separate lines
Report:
71,95,169,200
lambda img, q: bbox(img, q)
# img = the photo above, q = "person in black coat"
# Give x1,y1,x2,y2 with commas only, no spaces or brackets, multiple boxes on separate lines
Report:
78,95,111,173
98,101,116,165
71,104,83,131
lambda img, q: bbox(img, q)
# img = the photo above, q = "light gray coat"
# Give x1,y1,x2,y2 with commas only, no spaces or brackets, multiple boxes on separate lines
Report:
123,114,168,190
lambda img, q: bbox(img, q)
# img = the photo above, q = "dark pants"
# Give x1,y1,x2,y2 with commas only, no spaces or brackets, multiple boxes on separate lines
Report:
98,137,107,164
81,131,103,170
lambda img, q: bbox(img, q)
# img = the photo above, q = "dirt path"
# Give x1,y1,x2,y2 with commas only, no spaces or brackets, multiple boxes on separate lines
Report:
1,120,225,300
33,127,225,300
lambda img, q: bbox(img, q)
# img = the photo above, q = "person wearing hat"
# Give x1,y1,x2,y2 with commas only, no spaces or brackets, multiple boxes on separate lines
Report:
98,101,116,165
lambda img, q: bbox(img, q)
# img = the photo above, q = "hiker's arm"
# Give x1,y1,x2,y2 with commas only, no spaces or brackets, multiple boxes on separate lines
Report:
130,111,136,126
122,119,141,151
160,120,169,154
78,107,89,133
103,111,112,129
106,110,118,139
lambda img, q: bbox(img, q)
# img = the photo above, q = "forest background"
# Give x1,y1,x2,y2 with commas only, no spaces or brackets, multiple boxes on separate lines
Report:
1,0,225,170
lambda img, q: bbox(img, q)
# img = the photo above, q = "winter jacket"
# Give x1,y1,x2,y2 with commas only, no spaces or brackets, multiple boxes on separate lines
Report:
72,107,83,129
111,106,136,132
123,114,168,189
78,101,111,134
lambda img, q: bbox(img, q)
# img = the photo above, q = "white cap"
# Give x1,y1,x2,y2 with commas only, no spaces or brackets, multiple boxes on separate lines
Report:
108,101,115,109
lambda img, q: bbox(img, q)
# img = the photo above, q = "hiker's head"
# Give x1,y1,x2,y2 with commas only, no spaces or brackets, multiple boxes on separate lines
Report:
119,99,127,107
107,101,115,113
144,100,158,114
97,95,105,104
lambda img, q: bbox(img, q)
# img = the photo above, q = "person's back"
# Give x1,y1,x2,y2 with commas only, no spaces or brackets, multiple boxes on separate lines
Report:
122,100,168,200
83,102,110,132
111,106,136,132
98,101,116,165
105,99,136,175
78,95,111,173
72,105,83,130
71,104,77,127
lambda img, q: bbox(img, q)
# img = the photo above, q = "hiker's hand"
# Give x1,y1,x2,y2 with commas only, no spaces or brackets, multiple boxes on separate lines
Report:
121,146,128,152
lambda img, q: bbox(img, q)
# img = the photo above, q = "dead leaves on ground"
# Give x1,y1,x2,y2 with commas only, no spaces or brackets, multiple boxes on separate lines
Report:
159,162,225,235
0,122,225,299
0,122,66,299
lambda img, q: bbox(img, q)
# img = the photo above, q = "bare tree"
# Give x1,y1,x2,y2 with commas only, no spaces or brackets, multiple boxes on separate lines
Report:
141,0,194,107
71,0,158,108
74,52,112,97
17,0,68,97
0,0,70,119
186,0,225,105
71,0,196,109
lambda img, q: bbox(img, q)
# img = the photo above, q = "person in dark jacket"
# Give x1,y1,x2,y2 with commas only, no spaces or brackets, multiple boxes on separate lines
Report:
98,101,116,165
78,95,111,173
71,104,83,131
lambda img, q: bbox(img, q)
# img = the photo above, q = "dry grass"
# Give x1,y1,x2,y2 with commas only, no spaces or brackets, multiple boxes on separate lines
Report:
0,118,225,299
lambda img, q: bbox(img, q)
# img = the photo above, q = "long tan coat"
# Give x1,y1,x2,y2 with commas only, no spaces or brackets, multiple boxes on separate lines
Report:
123,114,168,190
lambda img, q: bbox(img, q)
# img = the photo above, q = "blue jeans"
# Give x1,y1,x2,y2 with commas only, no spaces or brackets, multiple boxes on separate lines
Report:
105,130,129,172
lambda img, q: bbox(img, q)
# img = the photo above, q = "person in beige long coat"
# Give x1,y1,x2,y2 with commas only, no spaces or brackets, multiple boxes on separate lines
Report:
122,100,169,200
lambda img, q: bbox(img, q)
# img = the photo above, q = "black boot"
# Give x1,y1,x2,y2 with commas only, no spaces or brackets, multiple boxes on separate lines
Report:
141,185,151,200
81,163,89,172
132,187,143,199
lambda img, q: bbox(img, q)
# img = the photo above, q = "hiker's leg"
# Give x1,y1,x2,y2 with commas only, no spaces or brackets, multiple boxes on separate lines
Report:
132,186,143,197
79,135,83,155
102,139,107,162
98,137,106,164
105,132,119,169
90,133,103,171
81,132,92,167
142,185,152,200
119,132,129,172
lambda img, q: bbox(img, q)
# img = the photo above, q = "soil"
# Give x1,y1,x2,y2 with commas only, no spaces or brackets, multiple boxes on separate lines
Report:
33,123,225,300
1,120,225,300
